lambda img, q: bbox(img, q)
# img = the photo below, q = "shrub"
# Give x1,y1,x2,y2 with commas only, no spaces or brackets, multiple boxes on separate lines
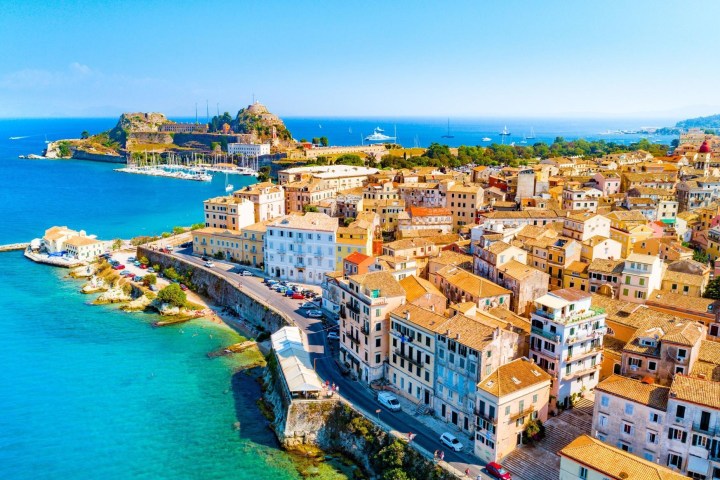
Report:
139,256,149,265
143,273,157,286
164,267,179,281
213,251,225,260
157,284,186,307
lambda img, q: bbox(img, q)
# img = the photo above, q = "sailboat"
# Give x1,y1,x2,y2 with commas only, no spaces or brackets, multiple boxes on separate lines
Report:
441,118,454,139
499,126,511,136
224,171,234,193
44,134,50,144
526,127,536,140
348,127,352,134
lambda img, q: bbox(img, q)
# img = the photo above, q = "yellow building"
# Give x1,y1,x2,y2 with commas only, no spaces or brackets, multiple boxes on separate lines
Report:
362,198,406,232
605,210,653,258
240,221,270,268
563,260,590,292
335,219,374,269
447,183,484,231
192,227,244,260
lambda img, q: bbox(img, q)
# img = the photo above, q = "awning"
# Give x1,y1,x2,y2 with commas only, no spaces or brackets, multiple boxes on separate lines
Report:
687,455,710,475
661,218,676,225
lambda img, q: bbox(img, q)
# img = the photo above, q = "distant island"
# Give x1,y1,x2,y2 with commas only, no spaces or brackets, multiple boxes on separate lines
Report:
651,113,720,135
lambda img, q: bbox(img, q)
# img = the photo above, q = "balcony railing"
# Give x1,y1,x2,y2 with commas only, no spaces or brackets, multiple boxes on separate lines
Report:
532,326,561,342
534,309,556,321
566,346,602,362
346,302,361,314
566,328,606,344
562,363,600,381
530,343,560,359
395,348,423,367
361,325,370,336
692,423,718,437
347,333,361,345
474,409,497,425
509,406,535,422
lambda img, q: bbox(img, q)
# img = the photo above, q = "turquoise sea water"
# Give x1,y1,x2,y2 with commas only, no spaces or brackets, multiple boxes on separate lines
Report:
0,121,347,480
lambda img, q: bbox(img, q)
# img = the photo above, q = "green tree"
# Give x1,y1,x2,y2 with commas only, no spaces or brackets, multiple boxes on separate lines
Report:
704,277,720,299
334,154,364,166
303,205,318,213
383,469,410,480
139,256,149,265
319,136,329,147
57,141,72,157
143,273,157,286
258,166,271,182
164,267,180,281
81,130,90,139
157,283,187,307
111,239,122,251
172,226,185,235
523,419,546,444
374,440,405,471
693,250,710,264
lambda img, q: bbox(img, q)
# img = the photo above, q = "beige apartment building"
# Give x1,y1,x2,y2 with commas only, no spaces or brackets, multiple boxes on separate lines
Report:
203,195,255,230
338,271,406,384
447,183,484,231
474,358,552,463
233,181,285,223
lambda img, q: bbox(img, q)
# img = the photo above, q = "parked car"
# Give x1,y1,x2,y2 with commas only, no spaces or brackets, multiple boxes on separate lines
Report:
327,331,340,341
377,392,401,412
284,289,295,297
139,264,148,270
204,261,215,268
133,261,141,267
291,292,304,300
240,270,253,276
128,257,136,262
179,284,188,291
133,276,143,282
147,268,155,273
440,432,463,452
307,310,324,318
113,264,125,270
299,302,315,309
180,241,192,248
165,245,174,251
486,462,512,480
201,256,209,261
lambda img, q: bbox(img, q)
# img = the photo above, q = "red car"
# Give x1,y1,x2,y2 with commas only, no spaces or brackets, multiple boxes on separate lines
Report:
179,284,188,291
113,264,125,270
139,264,148,269
486,462,511,480
291,292,304,299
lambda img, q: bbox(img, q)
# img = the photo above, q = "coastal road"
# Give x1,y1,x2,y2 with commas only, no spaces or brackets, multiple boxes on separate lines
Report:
170,248,496,479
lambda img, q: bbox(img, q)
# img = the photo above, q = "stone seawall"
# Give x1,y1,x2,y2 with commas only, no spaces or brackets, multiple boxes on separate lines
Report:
137,247,292,334
72,150,126,164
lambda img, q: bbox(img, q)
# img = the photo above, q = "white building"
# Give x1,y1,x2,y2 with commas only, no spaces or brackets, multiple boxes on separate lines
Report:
203,195,256,230
227,142,271,156
529,288,607,410
41,226,104,260
264,212,338,285
618,253,665,304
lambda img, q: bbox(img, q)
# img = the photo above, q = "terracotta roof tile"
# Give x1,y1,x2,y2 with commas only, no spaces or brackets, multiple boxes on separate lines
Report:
596,375,669,411
477,358,551,397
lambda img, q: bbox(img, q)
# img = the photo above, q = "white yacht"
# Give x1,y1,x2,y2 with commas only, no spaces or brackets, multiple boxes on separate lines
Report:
364,127,395,142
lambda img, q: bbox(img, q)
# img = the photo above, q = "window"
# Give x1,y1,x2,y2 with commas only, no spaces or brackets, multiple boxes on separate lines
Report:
668,427,687,443
598,414,608,428
676,405,686,420
648,361,657,371
643,452,654,462
667,453,683,469
625,403,634,415
647,431,657,444
579,467,588,479
649,412,661,423
600,395,609,408
623,422,633,435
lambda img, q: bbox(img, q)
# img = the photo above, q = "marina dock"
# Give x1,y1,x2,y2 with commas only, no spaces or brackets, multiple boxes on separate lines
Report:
0,243,30,252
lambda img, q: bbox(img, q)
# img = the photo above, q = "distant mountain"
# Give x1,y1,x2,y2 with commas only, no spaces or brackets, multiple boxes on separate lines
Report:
675,114,720,130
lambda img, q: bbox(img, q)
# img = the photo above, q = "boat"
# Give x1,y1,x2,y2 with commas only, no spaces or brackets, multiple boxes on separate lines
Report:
224,172,234,192
499,126,511,136
348,127,352,134
482,137,492,142
236,166,259,176
364,127,395,142
44,134,50,144
526,127,536,139
441,118,454,139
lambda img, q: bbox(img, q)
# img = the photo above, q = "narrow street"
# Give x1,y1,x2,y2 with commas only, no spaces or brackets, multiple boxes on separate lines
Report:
171,248,502,480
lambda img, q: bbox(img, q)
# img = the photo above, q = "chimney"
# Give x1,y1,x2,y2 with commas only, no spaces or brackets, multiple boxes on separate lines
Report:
405,310,410,321
455,333,460,340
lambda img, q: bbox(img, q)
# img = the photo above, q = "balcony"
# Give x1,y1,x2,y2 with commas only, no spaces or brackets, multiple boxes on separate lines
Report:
566,346,602,362
566,328,606,345
395,348,423,367
474,409,497,425
530,343,560,359
562,363,600,381
346,302,361,314
534,309,557,321
347,332,361,345
361,325,370,336
532,326,561,342
509,406,535,422
692,423,718,437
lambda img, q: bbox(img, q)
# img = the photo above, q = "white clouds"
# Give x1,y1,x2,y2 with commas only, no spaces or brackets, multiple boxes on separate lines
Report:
69,62,91,75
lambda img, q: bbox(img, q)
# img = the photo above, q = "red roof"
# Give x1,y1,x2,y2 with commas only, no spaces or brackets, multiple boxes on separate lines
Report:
344,252,371,265
409,206,452,217
700,140,711,153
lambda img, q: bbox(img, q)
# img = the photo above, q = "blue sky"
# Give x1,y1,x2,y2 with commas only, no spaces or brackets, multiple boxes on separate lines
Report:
1,0,719,118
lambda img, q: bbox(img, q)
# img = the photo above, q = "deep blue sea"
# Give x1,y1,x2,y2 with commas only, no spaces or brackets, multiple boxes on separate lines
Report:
0,116,676,479
0,120,348,480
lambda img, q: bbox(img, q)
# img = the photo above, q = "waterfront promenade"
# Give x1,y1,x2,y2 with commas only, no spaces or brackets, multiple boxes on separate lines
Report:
168,246,511,480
